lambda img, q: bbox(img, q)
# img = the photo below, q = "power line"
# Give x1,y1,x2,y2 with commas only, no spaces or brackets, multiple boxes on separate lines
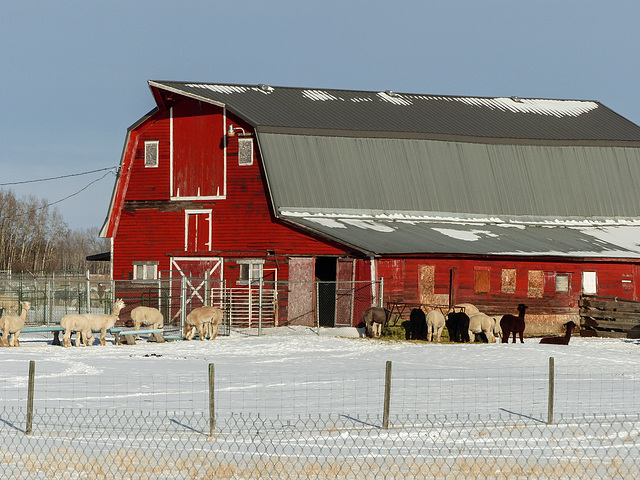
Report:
0,166,118,186
0,168,118,221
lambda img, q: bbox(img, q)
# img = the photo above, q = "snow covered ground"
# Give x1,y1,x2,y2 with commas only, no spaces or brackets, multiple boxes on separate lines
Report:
1,327,640,478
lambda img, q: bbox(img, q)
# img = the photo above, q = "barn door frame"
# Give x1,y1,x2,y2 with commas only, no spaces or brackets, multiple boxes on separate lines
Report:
169,257,223,331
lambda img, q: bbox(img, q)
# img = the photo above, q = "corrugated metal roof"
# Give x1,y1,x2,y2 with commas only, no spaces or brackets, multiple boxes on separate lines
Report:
149,81,640,143
258,133,640,219
281,210,640,258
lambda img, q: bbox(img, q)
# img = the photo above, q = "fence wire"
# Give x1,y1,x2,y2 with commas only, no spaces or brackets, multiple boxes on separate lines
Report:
0,408,639,479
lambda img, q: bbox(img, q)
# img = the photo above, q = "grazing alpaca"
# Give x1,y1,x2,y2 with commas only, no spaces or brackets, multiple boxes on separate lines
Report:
131,306,164,339
0,301,31,347
361,307,389,338
185,306,223,340
60,314,94,347
407,308,427,340
84,299,126,346
468,312,496,343
454,303,480,316
500,304,528,343
446,312,470,343
540,321,577,345
493,316,503,340
426,310,446,342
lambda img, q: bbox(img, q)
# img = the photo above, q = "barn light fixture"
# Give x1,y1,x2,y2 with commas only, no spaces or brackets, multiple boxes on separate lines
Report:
227,124,250,137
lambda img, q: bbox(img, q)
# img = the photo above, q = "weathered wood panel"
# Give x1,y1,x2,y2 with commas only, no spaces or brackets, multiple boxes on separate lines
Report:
579,295,640,338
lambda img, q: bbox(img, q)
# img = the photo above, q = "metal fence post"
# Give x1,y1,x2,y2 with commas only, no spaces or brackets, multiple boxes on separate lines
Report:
258,276,263,336
180,276,187,338
209,363,215,437
383,360,392,429
548,357,555,425
26,360,35,435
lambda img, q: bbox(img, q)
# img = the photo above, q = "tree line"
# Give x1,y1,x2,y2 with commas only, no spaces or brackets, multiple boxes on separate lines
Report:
0,189,109,274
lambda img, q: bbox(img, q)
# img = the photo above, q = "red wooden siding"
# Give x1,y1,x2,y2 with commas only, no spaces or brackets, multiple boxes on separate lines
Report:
372,257,640,332
172,101,225,198
111,95,345,284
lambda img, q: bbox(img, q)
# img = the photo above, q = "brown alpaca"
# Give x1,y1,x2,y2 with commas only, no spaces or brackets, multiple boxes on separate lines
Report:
540,321,577,345
500,304,528,343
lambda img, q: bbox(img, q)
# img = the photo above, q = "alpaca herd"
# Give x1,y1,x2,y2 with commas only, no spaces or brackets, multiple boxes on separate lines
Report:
364,302,579,346
0,298,224,347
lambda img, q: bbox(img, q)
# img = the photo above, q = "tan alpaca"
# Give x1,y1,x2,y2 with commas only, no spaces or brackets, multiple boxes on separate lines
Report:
84,299,125,346
130,306,164,339
185,306,223,340
0,301,31,347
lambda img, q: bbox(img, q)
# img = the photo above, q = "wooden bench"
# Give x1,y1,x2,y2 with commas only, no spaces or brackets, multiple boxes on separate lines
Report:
118,329,165,345
20,326,122,346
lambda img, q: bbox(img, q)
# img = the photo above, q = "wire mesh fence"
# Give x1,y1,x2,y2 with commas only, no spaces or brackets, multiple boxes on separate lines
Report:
1,408,639,479
0,272,381,337
1,357,640,478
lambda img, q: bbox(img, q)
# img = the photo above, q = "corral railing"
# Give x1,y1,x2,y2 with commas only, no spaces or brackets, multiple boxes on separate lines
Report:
0,273,381,335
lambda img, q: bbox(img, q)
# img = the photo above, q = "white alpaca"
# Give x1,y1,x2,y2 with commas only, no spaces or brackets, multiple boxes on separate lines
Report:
493,315,503,339
468,312,497,343
0,301,31,347
84,298,125,346
185,306,223,341
130,306,164,339
426,310,445,342
454,303,480,315
60,314,94,347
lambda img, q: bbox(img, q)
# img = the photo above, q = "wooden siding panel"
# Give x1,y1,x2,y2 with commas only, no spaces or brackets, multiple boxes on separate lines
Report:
172,100,224,198
128,113,171,201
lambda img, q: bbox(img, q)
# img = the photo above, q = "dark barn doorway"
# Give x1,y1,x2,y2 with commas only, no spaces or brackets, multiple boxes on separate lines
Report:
316,257,337,327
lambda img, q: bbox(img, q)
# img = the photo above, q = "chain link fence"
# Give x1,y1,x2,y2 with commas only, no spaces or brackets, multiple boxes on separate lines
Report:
1,357,640,478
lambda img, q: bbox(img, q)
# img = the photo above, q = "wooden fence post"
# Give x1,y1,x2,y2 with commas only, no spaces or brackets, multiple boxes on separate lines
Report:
548,357,555,425
383,360,392,429
209,363,215,436
26,360,35,435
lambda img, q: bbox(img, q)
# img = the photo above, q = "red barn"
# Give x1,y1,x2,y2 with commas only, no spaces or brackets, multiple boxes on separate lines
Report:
101,82,640,336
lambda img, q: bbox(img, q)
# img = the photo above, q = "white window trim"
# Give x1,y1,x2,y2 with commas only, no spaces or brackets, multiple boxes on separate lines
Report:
144,140,159,168
133,261,158,282
582,271,598,295
237,259,265,285
238,137,254,166
184,209,213,252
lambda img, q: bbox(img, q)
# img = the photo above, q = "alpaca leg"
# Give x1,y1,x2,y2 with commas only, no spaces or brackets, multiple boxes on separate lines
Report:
209,324,219,340
468,331,475,342
519,331,524,343
197,324,206,341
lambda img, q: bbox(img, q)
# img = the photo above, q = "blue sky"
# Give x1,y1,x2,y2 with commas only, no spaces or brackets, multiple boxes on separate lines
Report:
2,1,639,230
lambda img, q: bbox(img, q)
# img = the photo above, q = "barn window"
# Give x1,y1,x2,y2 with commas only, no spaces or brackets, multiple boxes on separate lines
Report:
132,262,158,281
237,259,264,285
144,141,159,167
501,269,516,294
238,138,253,166
556,274,569,293
582,271,598,295
528,270,543,298
474,268,490,294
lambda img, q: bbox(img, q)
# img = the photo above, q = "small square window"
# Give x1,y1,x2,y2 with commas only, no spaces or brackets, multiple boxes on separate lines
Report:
133,262,158,281
501,269,516,294
237,260,264,285
582,271,597,295
145,141,159,167
528,270,543,298
556,274,569,293
238,138,253,166
474,268,490,294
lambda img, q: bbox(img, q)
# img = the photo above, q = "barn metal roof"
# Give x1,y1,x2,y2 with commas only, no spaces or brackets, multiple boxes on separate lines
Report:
146,81,640,258
149,81,640,143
